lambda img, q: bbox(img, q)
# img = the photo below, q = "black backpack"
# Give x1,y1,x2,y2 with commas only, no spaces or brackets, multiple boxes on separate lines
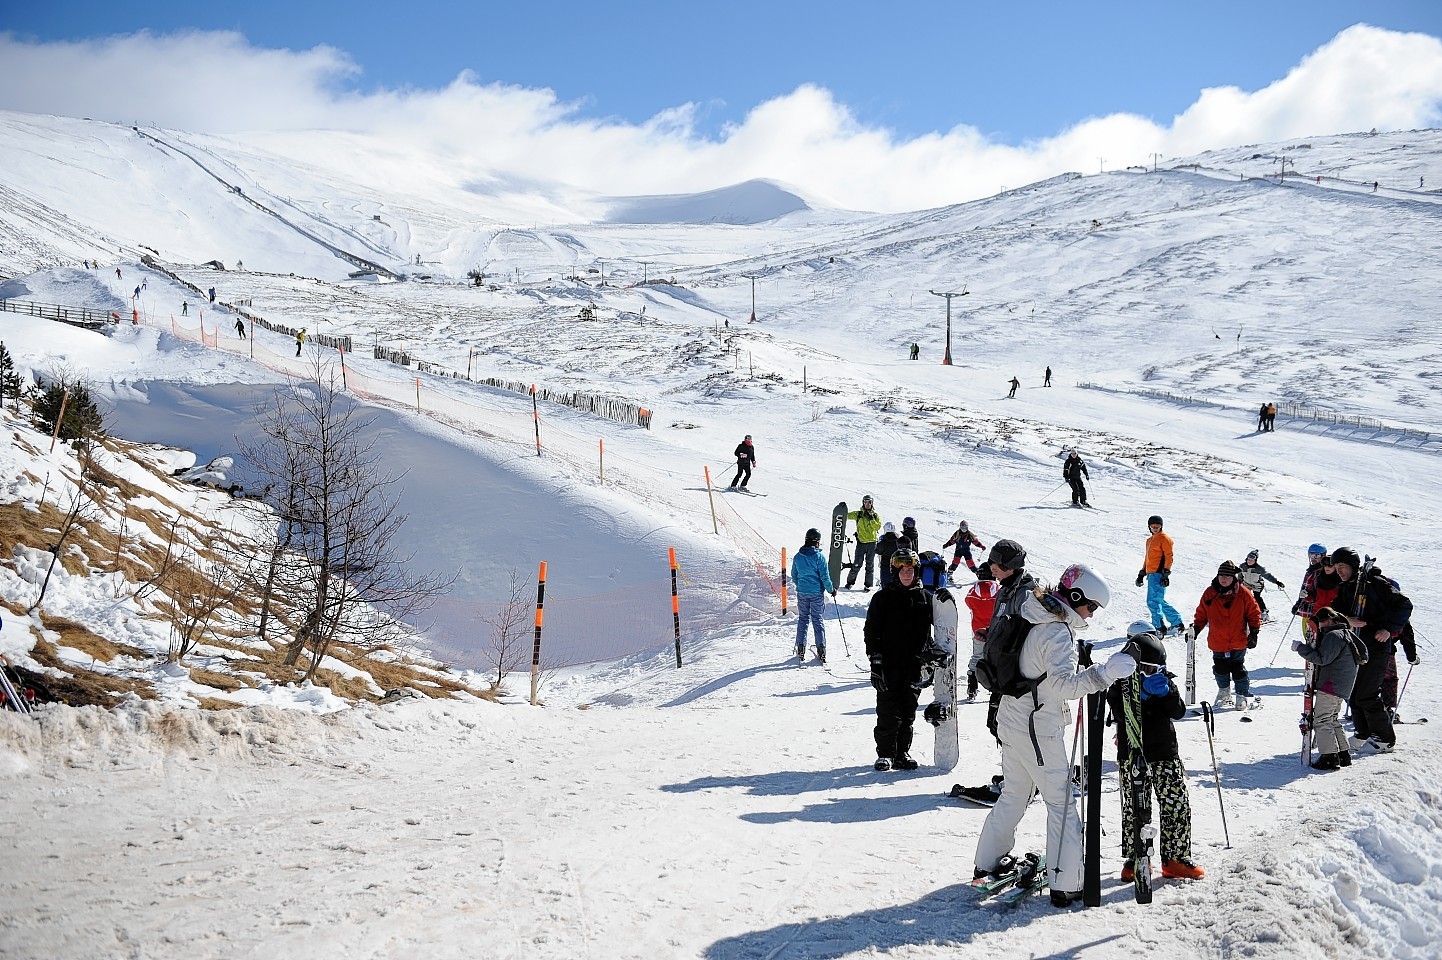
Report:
975,612,1041,698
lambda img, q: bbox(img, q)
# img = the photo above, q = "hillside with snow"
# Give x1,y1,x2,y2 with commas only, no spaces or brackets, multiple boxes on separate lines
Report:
2,110,1441,958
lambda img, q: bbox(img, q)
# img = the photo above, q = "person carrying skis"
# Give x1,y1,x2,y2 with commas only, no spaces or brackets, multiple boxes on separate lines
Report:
1191,560,1263,710
876,521,901,588
1062,450,1089,508
1136,515,1184,635
790,528,835,663
844,495,883,590
1108,622,1204,880
963,563,999,701
1292,606,1364,770
942,520,986,578
1236,550,1285,621
1292,544,1329,639
1330,547,1412,754
729,435,756,489
865,548,933,771
973,563,1135,907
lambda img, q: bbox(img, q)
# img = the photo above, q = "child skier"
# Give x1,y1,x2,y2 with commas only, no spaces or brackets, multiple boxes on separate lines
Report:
1236,550,1285,621
1108,621,1205,880
942,520,986,578
1292,606,1365,770
962,564,999,700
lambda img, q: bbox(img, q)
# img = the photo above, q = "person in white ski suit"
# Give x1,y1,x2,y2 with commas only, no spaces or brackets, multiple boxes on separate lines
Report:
974,564,1134,906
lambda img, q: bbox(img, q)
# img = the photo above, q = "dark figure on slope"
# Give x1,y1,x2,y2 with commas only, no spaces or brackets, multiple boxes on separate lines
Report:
865,549,933,772
1008,377,1020,399
1062,450,1089,507
729,435,756,489
1330,548,1412,754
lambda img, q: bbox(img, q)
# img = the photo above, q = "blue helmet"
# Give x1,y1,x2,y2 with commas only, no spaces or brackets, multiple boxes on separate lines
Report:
1308,543,1327,556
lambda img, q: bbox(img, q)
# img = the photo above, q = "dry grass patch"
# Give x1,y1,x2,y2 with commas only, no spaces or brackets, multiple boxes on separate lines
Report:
28,637,157,706
188,667,252,691
337,643,492,701
40,614,151,663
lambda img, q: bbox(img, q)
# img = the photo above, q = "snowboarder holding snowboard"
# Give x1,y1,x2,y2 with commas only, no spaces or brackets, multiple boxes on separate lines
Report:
1062,451,1089,508
844,495,883,590
1236,550,1285,620
973,563,1135,907
1191,560,1263,711
1136,515,1184,635
790,528,835,663
729,435,756,489
1108,622,1204,880
864,549,933,771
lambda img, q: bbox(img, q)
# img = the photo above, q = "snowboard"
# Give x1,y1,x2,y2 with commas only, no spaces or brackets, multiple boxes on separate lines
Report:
931,587,961,771
827,501,848,587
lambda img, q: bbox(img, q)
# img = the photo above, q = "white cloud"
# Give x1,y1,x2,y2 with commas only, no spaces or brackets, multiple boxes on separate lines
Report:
1,23,1440,212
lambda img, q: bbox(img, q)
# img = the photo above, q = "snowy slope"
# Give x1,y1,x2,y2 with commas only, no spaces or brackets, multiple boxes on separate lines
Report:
1,110,1440,959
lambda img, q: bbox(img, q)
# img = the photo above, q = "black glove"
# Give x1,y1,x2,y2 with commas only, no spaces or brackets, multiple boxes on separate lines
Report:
1291,600,1303,616
830,591,837,599
1247,626,1260,649
869,656,887,693
1160,568,1171,588
1135,570,1146,588
1409,654,1422,666
923,702,951,726
1278,582,1286,591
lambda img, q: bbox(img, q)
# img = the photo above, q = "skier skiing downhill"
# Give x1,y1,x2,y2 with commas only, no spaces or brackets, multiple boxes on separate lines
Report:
1062,451,1089,507
1136,516,1184,635
729,435,756,489
1191,560,1263,710
1236,550,1285,620
942,520,986,578
789,528,835,663
1108,622,1205,880
865,549,933,771
973,563,1135,907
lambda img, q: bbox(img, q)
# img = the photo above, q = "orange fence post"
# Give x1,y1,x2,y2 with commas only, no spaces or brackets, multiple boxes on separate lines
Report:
669,548,682,668
530,561,548,705
703,466,719,534
780,547,789,615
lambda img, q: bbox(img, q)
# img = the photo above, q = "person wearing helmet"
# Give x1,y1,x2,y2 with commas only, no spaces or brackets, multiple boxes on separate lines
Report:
1236,550,1285,621
1136,516,1184,636
1329,548,1412,754
844,496,883,591
1292,544,1329,639
1062,450,1089,508
1107,622,1204,881
790,528,836,663
863,548,933,772
1190,560,1263,710
728,435,756,489
876,521,902,588
943,520,987,578
974,563,1137,908
899,516,920,553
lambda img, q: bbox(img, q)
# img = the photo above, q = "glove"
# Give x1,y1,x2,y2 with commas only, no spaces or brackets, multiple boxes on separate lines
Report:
1160,568,1170,588
869,656,887,693
830,591,837,599
1140,671,1170,698
935,586,953,604
923,702,951,726
1101,652,1136,682
1278,582,1286,591
1291,601,1303,616
1247,626,1260,649
1135,570,1146,588
1409,654,1422,666
1291,639,1302,652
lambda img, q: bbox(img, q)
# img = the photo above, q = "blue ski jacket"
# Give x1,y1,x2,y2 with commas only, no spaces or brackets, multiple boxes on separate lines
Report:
790,545,835,596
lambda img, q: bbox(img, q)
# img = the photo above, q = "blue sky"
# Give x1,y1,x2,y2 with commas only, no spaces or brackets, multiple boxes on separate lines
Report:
3,4,1442,210
6,0,1439,142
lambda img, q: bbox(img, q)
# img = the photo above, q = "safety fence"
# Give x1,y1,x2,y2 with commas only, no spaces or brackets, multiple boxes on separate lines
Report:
1079,382,1438,448
0,297,110,329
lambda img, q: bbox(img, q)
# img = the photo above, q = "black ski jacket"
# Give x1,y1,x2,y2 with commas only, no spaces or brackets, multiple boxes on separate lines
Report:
864,578,933,689
1333,566,1413,643
1062,455,1088,482
1106,674,1185,763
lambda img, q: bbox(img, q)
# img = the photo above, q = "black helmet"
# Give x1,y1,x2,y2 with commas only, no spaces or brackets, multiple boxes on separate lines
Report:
804,528,822,546
1124,630,1167,667
891,548,920,569
1330,546,1361,570
987,539,1026,569
1147,515,1163,528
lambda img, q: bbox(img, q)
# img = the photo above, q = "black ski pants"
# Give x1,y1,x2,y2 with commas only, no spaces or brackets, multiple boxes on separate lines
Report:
1350,640,1396,745
730,461,751,487
874,685,920,759
1067,477,1087,506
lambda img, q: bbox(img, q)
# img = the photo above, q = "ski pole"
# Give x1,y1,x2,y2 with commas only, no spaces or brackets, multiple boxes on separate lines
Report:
1268,615,1298,666
1199,702,1231,849
1391,662,1415,724
831,594,851,659
1034,480,1067,506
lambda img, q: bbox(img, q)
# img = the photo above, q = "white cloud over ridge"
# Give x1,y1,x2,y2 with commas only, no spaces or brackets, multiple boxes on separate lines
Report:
1,24,1440,212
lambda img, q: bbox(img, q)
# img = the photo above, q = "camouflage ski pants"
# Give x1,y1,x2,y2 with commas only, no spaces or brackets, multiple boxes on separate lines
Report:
1118,757,1193,864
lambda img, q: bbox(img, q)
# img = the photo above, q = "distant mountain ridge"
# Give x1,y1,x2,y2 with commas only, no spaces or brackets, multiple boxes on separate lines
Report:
603,179,812,225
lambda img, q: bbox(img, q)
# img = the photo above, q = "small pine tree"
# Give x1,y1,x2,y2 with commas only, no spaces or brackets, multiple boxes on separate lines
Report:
0,342,21,412
33,376,106,442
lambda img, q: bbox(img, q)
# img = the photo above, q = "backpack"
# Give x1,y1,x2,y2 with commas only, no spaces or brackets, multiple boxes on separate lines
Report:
975,611,1040,697
918,550,948,590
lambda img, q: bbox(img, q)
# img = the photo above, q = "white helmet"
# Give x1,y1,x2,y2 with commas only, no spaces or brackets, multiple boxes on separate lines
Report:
1057,563,1111,610
883,521,896,534
1126,619,1158,638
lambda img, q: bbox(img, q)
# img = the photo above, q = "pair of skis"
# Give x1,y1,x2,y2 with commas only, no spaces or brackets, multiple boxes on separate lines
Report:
1120,672,1155,904
971,853,1048,907
0,655,34,714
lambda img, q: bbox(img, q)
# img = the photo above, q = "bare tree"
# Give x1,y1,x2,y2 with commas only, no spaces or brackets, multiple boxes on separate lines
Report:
481,570,533,691
240,356,453,681
163,552,247,664
28,486,97,614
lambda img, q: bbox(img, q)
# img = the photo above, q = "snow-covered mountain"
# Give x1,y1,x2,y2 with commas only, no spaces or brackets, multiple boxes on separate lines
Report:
2,109,1440,959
